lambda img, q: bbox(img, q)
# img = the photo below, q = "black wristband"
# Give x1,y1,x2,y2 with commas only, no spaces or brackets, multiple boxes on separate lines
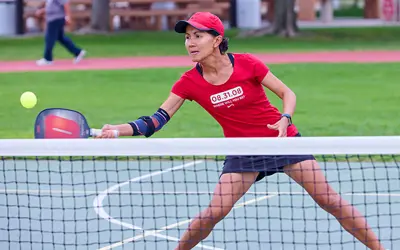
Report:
281,113,292,125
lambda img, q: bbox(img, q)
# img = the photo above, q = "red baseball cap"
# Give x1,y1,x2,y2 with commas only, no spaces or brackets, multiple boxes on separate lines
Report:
174,12,224,37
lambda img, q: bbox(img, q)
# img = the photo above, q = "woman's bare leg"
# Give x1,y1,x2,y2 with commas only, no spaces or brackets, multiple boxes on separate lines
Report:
175,172,259,250
284,160,385,250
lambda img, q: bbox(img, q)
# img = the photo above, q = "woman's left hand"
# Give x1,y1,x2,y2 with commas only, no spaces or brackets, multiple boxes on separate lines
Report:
267,117,289,137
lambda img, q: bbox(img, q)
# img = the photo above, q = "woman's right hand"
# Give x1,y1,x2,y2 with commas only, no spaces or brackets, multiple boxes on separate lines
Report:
96,124,120,139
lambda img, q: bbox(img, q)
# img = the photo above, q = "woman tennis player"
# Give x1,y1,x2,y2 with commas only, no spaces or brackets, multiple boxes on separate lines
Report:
97,12,385,250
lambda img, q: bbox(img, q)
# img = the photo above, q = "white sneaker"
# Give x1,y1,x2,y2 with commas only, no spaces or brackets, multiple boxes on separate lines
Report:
73,50,86,64
36,58,53,66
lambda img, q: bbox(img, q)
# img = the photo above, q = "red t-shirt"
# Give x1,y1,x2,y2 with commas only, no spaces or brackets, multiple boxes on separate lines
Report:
171,53,299,138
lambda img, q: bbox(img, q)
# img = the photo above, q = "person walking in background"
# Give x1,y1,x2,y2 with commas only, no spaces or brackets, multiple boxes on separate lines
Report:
35,0,86,66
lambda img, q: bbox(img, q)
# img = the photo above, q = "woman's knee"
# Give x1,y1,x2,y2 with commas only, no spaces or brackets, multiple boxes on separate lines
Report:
203,203,232,223
313,191,344,213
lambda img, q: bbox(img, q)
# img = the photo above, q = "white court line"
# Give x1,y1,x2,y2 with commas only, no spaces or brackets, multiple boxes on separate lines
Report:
3,189,400,197
105,194,277,250
93,160,222,250
345,193,400,197
0,189,305,195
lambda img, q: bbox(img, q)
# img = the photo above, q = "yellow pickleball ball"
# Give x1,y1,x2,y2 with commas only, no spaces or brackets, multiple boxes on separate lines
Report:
20,91,37,109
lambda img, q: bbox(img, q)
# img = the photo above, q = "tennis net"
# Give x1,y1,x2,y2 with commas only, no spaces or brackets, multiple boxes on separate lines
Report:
1,136,400,250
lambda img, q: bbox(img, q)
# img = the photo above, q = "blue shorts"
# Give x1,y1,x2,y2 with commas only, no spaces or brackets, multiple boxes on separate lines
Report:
221,133,316,182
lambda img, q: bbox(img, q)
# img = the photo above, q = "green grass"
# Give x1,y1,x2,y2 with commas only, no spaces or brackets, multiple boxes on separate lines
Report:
334,6,364,17
317,6,364,18
1,26,400,61
1,62,399,139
